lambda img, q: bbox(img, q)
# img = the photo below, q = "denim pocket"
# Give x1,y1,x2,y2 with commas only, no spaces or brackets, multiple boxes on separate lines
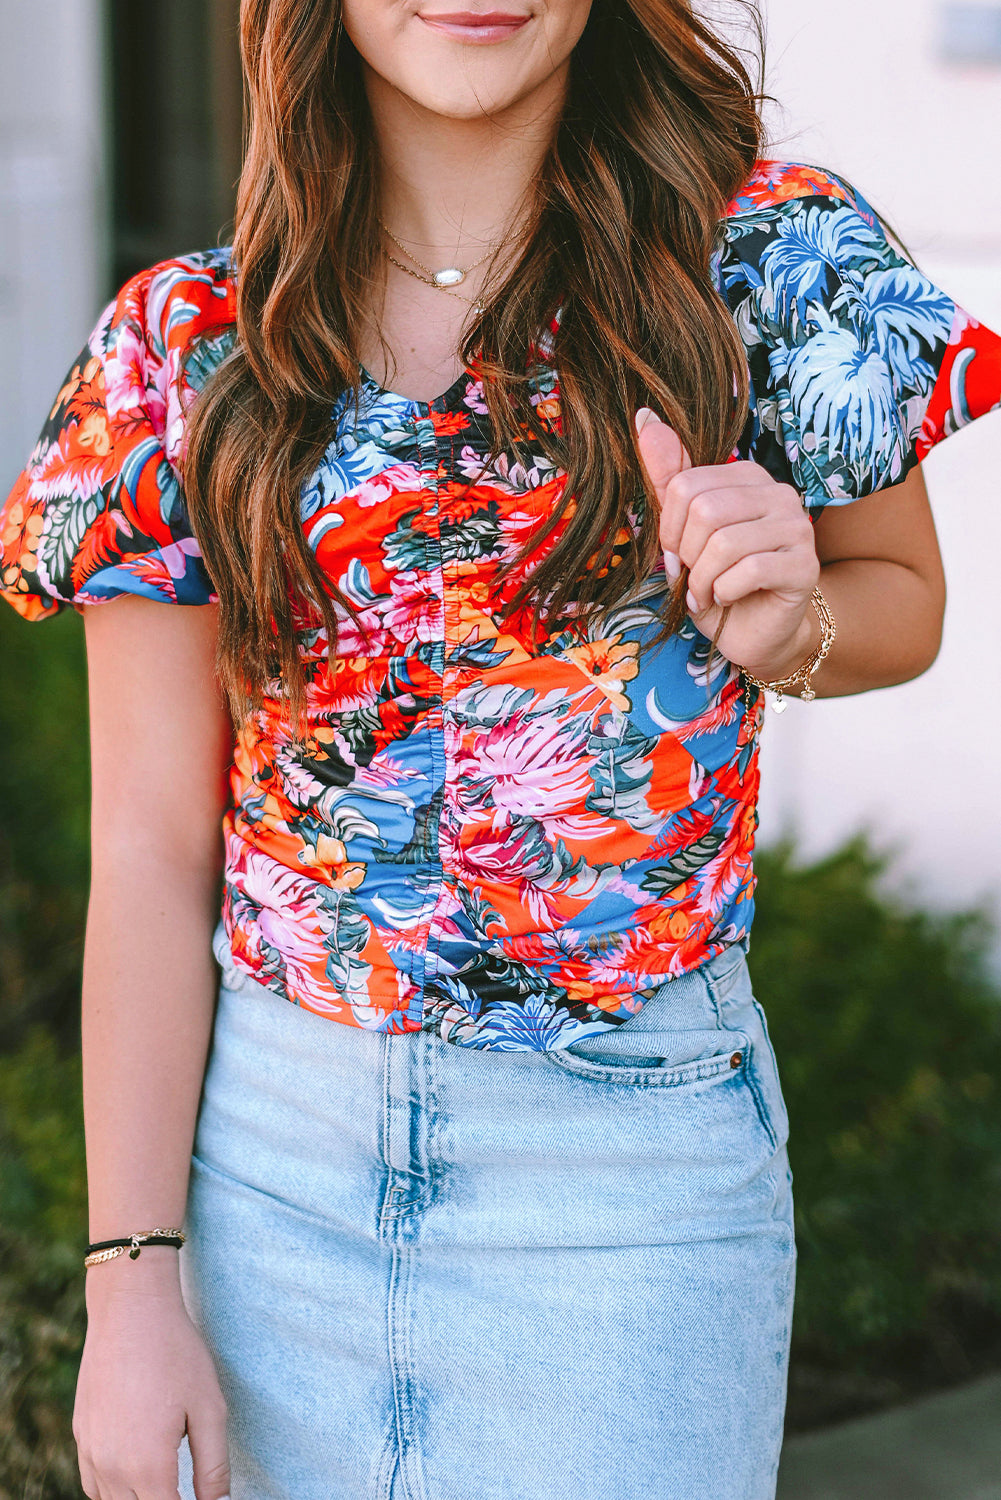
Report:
544,1026,753,1088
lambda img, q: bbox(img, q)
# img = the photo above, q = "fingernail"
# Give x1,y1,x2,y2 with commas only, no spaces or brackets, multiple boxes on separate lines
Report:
664,551,682,584
634,406,655,432
686,588,698,615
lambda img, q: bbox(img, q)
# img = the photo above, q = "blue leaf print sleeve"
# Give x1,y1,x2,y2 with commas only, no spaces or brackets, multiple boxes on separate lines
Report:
719,165,1001,509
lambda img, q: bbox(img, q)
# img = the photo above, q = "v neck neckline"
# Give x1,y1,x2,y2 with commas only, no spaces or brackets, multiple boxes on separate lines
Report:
359,364,474,413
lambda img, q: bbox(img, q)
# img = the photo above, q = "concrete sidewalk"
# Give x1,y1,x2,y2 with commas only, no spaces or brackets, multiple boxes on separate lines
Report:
777,1374,1001,1499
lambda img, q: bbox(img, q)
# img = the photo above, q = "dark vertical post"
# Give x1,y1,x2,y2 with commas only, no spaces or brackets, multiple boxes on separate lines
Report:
108,0,243,290
209,0,245,241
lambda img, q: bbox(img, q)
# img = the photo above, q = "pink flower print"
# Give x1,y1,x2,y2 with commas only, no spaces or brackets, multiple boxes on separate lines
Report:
159,536,202,579
102,325,146,416
352,464,422,508
162,347,189,463
226,844,347,1017
384,570,444,644
334,599,397,660
462,378,489,415
354,753,425,793
450,710,600,840
104,324,167,436
448,823,600,927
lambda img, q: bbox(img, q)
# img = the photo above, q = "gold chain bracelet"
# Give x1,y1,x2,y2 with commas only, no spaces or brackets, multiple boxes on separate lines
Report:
740,587,836,712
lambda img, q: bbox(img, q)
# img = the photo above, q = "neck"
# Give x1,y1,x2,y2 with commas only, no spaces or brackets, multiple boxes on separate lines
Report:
365,67,567,260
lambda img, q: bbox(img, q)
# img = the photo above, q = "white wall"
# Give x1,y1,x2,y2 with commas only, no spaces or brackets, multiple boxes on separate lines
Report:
761,0,1001,257
0,0,107,491
756,0,1001,940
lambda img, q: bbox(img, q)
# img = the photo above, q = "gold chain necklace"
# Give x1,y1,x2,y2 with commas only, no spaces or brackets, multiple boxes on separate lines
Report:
379,221,503,288
382,250,488,316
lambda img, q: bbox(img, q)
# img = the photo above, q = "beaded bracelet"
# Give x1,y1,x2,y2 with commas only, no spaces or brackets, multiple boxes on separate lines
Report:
740,587,836,713
84,1227,186,1269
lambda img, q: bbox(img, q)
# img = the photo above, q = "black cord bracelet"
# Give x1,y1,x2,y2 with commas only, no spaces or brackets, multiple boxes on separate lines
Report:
84,1227,186,1268
86,1234,185,1254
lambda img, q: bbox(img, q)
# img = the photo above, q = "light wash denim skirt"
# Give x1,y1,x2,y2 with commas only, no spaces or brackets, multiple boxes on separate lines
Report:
177,939,795,1500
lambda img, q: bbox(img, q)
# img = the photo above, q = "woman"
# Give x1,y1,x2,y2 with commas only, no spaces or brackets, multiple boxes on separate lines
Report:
2,0,999,1495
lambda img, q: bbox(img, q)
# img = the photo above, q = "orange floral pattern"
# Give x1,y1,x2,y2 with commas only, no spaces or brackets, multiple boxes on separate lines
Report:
2,163,999,1049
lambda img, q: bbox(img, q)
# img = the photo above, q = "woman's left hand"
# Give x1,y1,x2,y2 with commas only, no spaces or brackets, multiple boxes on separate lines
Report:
635,408,820,680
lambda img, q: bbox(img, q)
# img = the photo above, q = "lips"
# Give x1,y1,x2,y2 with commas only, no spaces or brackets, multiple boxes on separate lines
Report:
418,10,531,42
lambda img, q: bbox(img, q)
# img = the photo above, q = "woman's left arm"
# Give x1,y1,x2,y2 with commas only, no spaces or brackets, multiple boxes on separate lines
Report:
804,465,946,694
638,409,946,698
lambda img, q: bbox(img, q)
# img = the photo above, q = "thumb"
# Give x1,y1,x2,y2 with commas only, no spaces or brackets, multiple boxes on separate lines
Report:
634,407,691,498
634,407,693,567
187,1405,231,1500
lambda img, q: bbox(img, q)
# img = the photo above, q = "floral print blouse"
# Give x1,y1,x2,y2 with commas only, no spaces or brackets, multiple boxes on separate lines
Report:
3,161,1000,1050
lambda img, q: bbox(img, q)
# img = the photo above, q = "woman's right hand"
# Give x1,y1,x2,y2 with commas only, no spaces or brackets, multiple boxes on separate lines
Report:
74,1252,231,1500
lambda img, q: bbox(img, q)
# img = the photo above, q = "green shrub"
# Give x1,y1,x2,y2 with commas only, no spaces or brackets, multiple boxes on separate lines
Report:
0,1031,86,1500
750,838,1001,1430
0,608,89,1496
0,608,89,1051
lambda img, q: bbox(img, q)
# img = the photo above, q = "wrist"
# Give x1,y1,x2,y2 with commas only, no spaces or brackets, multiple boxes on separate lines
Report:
85,1244,183,1307
738,604,820,685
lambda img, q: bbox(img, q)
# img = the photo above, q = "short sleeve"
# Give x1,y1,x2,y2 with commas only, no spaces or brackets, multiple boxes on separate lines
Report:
720,167,1001,509
0,251,235,621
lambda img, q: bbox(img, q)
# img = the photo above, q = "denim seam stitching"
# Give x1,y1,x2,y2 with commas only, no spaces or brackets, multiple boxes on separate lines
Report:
386,1246,417,1500
381,1040,441,1219
397,1244,429,1500
703,955,780,1150
378,1034,403,1230
379,1165,442,1219
740,1052,780,1153
375,1417,401,1500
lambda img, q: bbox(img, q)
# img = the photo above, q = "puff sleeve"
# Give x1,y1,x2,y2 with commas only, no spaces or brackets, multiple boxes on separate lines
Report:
721,168,1001,509
0,250,235,620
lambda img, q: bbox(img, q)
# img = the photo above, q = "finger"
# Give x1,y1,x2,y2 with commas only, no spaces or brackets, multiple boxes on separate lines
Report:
635,409,692,567
685,517,815,612
709,550,820,609
77,1458,103,1500
668,467,793,570
104,1467,166,1500
187,1406,231,1500
667,460,773,503
678,483,810,576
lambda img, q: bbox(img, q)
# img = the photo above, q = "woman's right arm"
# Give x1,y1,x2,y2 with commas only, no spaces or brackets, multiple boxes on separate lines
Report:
73,596,234,1500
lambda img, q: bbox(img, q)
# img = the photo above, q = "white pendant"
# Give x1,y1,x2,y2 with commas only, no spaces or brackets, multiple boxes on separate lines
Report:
771,694,788,714
434,267,465,287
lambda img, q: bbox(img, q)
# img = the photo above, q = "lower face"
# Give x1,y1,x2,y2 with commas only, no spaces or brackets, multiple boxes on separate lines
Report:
339,0,595,121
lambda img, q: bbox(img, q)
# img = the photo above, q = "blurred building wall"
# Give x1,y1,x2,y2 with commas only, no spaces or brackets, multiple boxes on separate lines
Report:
0,0,242,497
757,0,1001,947
0,0,106,490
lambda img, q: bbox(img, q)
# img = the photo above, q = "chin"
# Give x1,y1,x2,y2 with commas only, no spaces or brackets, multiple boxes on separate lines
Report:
393,64,537,120
418,88,526,118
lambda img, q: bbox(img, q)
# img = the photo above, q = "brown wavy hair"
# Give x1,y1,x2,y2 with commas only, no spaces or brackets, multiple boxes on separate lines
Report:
183,0,766,719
